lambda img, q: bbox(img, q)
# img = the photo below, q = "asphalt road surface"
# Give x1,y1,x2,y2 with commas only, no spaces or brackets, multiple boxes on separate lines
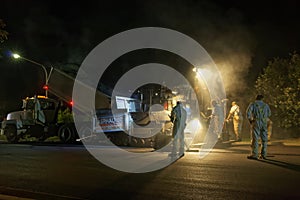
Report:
0,141,300,200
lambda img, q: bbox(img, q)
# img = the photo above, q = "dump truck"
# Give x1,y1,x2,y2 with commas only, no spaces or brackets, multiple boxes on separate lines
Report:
1,95,78,143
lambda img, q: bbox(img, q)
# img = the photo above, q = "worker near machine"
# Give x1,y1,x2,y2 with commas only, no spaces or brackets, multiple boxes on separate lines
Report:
210,100,224,141
226,101,243,141
169,101,187,157
246,94,271,160
33,95,46,124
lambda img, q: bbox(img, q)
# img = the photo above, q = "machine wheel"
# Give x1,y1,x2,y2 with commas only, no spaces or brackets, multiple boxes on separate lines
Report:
153,133,171,150
58,124,76,143
116,132,130,146
4,125,19,143
121,136,129,146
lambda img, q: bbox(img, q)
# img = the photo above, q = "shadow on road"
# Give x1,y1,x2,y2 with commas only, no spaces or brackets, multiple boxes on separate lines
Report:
258,158,300,172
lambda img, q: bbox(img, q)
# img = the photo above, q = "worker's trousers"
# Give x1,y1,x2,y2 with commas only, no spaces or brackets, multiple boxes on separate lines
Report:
250,121,268,157
233,115,243,140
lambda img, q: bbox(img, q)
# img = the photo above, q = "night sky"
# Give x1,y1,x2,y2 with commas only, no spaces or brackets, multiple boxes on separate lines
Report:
1,0,300,114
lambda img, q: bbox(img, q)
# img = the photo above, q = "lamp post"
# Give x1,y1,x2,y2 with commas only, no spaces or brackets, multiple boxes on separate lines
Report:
12,53,49,97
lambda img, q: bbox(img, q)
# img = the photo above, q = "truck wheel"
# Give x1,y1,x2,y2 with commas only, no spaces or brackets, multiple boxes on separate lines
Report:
79,126,94,144
5,125,19,143
58,124,76,143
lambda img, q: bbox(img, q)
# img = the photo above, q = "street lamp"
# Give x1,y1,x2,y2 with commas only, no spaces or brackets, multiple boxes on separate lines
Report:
12,53,50,97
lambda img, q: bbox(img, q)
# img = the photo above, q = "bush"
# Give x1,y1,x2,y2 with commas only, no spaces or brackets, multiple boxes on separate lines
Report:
255,52,300,129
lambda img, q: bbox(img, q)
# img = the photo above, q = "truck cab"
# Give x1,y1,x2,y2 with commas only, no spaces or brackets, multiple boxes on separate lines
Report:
1,95,75,143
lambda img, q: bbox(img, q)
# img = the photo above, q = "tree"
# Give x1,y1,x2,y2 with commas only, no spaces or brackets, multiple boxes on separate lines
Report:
255,52,300,129
0,19,8,43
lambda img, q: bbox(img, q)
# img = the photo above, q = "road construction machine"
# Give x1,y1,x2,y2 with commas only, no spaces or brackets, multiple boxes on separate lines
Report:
1,68,176,147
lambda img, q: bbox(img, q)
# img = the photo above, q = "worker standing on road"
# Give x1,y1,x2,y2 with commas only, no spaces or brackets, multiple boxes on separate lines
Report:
226,101,243,141
169,101,187,157
246,95,271,160
208,100,223,141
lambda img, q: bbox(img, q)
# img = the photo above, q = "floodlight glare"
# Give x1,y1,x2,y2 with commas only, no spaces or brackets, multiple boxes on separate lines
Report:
12,53,20,59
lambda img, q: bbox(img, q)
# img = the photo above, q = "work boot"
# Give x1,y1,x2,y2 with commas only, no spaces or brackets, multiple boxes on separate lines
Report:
247,155,258,160
260,155,267,160
179,153,185,158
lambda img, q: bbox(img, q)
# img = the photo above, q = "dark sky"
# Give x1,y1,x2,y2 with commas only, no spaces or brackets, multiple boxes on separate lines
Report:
1,0,300,112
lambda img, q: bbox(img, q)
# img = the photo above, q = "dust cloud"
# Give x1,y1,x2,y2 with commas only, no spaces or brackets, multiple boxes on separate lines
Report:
140,0,256,98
